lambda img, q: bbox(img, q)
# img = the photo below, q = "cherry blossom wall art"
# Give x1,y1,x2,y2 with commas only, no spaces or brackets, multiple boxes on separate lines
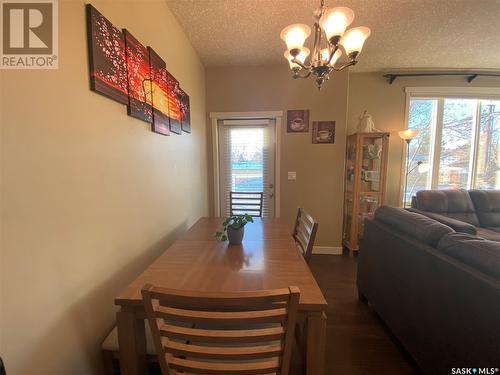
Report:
123,29,152,123
86,4,191,136
86,4,128,104
148,47,170,136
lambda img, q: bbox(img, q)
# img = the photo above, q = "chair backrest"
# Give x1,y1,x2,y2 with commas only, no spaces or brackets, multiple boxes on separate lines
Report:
230,191,264,217
141,285,300,375
293,208,319,263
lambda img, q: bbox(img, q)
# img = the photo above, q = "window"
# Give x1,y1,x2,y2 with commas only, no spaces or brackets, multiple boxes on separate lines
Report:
404,88,500,205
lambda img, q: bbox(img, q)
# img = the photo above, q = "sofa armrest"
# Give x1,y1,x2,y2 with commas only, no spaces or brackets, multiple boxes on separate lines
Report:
408,208,477,235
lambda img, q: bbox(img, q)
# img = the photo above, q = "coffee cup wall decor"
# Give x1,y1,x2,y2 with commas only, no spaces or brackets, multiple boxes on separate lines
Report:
286,109,309,133
312,121,335,144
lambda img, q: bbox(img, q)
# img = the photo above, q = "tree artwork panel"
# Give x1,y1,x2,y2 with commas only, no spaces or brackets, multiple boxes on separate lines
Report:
148,47,170,136
86,4,128,105
165,71,182,135
179,87,191,133
123,29,152,123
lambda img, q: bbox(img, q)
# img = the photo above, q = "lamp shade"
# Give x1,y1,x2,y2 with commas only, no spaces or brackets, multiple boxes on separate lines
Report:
319,7,354,41
320,48,342,66
398,129,419,141
284,47,310,69
340,26,371,57
280,24,311,51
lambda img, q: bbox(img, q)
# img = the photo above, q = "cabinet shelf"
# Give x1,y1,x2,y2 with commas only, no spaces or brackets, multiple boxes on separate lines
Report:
342,132,389,252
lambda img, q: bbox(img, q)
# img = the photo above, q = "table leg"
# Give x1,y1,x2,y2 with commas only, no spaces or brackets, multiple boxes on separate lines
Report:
117,307,147,375
306,311,326,375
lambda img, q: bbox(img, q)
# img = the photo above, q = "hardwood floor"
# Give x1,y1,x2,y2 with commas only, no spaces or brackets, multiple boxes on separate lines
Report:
306,254,420,375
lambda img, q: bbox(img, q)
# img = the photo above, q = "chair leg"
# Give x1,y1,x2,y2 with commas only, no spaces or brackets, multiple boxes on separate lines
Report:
102,350,116,375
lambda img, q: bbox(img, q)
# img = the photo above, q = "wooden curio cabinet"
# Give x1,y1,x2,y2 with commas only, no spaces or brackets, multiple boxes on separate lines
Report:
342,132,390,252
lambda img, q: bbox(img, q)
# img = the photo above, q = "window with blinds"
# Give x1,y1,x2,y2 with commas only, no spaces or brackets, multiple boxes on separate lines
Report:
218,119,275,217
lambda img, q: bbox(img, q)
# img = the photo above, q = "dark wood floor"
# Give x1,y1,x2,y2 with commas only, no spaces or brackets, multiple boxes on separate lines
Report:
306,254,420,375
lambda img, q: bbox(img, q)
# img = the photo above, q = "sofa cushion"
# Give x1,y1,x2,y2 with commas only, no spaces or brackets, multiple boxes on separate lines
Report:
375,206,454,247
408,208,477,235
415,189,480,226
468,189,500,228
437,233,500,280
476,227,500,242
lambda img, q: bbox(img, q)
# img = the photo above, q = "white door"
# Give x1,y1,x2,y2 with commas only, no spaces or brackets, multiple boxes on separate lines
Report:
218,119,276,217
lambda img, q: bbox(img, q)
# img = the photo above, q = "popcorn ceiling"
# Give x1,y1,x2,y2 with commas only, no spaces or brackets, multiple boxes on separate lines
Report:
166,0,500,72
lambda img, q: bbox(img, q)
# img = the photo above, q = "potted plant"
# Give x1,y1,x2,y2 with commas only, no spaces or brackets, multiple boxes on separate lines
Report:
214,214,254,245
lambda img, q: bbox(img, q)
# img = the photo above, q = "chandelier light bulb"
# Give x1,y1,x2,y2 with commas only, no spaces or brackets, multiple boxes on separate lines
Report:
340,26,371,58
284,47,310,69
319,7,354,44
321,48,342,66
280,24,311,54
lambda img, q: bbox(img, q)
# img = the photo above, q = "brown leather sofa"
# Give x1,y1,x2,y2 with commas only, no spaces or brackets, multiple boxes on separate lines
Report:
357,206,500,374
411,189,500,241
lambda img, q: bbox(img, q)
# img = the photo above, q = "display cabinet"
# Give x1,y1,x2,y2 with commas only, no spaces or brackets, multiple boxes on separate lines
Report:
342,132,390,252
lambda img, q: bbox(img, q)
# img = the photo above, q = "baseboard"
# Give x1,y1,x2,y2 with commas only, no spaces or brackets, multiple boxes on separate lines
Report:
313,246,343,255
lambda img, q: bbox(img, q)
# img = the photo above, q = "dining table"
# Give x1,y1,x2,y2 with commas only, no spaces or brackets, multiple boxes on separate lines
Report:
115,217,327,375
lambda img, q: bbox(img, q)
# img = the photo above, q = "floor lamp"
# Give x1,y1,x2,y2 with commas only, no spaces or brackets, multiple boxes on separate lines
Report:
399,129,420,208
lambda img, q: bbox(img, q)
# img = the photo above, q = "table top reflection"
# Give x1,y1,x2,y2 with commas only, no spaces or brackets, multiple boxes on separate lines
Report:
115,217,327,311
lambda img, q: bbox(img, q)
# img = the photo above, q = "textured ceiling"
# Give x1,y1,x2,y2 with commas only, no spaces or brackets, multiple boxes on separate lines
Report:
166,0,500,72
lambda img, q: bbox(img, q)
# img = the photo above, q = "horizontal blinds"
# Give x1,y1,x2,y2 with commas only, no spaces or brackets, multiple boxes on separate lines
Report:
218,119,274,217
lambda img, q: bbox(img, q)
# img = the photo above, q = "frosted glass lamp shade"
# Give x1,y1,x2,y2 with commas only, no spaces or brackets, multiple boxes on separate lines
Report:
319,7,354,42
280,24,311,52
340,26,371,57
321,48,342,66
284,48,310,69
398,129,419,141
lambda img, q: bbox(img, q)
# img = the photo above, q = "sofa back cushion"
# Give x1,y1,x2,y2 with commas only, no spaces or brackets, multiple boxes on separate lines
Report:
415,189,479,226
438,233,500,280
375,206,454,247
468,190,500,228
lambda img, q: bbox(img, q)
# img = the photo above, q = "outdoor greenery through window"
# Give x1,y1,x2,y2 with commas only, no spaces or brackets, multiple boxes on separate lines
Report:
405,91,500,205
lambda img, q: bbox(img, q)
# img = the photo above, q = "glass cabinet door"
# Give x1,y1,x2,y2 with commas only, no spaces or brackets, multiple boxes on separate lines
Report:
360,136,384,193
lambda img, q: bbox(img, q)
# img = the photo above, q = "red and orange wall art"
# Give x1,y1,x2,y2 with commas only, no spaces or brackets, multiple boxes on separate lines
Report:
86,4,128,104
123,29,152,123
86,4,191,136
148,47,170,136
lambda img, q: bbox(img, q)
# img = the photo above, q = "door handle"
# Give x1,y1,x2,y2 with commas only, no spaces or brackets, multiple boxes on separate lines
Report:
269,193,274,198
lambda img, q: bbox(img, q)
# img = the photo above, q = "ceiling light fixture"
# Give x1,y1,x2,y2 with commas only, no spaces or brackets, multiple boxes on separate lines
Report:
280,0,371,90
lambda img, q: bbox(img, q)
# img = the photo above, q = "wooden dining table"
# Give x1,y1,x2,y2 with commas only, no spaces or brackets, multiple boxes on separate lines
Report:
115,217,327,375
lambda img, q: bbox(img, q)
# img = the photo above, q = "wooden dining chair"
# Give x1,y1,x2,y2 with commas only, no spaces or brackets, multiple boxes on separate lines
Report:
293,208,319,263
141,285,300,375
230,191,264,217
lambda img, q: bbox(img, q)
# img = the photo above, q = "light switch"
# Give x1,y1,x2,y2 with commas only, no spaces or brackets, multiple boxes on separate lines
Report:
288,172,297,181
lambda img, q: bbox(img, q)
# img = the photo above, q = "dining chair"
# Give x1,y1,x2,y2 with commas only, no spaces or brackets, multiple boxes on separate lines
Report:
293,208,319,263
230,191,264,217
141,284,300,375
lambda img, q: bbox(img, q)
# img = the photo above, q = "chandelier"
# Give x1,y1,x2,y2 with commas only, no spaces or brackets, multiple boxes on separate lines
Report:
280,0,371,90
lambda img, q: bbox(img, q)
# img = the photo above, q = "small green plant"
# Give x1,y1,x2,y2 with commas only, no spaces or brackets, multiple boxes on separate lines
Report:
214,214,254,241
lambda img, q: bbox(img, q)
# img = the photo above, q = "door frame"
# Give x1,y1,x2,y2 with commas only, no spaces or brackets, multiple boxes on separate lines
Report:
210,111,283,218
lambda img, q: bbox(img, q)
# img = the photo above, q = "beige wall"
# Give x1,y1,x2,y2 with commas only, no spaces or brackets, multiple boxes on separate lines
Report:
0,1,208,373
347,72,500,206
206,66,349,248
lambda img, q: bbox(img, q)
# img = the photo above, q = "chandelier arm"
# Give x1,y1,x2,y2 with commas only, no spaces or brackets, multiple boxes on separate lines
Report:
294,70,312,79
332,60,358,71
326,45,340,66
291,58,311,70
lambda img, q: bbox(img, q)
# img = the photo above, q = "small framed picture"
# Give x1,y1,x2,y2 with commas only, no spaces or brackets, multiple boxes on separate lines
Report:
312,121,335,144
287,109,309,133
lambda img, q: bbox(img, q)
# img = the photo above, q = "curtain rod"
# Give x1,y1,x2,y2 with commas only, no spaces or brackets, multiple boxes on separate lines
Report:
383,72,500,84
